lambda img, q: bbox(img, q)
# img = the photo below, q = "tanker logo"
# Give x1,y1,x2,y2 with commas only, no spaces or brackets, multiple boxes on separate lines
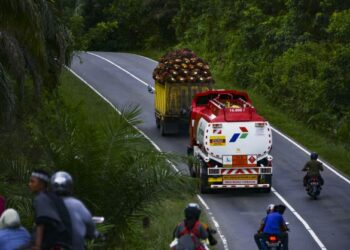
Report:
229,127,248,143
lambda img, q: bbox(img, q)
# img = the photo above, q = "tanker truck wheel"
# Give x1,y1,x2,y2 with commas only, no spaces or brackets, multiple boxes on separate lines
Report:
187,154,199,178
260,175,272,193
199,160,209,194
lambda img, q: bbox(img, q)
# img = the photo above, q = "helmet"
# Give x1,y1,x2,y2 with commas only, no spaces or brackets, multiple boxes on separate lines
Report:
266,204,275,214
310,152,318,160
273,204,287,214
184,203,201,220
50,171,73,195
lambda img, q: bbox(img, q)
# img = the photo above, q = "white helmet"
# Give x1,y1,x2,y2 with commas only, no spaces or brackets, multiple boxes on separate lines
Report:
266,204,275,214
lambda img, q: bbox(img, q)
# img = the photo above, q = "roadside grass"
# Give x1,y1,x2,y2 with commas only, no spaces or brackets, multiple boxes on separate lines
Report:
59,69,216,249
115,197,215,250
129,49,165,61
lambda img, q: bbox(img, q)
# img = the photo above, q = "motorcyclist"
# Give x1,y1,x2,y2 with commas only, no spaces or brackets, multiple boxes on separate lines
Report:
29,169,64,250
254,204,275,250
51,171,99,250
302,152,324,187
172,203,210,250
259,204,289,250
0,208,31,249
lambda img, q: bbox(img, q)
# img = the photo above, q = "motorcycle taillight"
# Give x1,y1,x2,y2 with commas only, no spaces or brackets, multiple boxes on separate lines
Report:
268,235,278,242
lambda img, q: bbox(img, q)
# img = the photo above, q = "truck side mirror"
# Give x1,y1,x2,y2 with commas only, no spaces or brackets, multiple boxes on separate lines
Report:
147,85,154,94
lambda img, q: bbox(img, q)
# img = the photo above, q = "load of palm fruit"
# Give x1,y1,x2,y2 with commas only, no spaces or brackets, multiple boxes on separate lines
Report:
152,48,214,84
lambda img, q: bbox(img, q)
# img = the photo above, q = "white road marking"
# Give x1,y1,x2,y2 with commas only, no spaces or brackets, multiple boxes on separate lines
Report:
72,53,332,250
87,52,151,87
197,195,229,250
272,128,350,185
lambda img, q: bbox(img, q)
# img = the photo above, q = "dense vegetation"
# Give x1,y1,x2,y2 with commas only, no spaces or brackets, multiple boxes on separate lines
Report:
67,0,350,146
0,1,192,248
1,0,350,248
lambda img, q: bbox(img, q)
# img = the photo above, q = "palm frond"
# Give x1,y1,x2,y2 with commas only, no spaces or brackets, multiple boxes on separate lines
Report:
0,63,15,124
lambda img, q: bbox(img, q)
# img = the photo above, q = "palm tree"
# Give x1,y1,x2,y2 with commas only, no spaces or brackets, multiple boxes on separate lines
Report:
0,0,72,124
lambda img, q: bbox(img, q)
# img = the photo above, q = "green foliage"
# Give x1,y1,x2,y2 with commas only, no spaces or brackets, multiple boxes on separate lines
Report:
0,69,195,248
63,0,179,51
0,0,73,127
172,0,350,146
58,0,350,144
327,9,350,43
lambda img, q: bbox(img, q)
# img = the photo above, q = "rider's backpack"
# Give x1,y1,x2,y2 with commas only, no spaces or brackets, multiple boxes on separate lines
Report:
45,192,73,249
176,221,206,250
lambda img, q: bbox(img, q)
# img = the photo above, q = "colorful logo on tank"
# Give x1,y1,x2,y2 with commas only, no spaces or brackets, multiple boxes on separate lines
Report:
229,127,248,143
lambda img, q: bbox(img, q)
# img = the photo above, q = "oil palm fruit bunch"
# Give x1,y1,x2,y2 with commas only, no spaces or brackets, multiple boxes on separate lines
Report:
153,48,214,84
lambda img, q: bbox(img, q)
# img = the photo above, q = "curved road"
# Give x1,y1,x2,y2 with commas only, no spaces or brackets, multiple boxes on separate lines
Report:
70,52,350,250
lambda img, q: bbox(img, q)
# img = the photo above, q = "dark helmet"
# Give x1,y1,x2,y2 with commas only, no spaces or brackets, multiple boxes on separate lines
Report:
310,152,318,160
266,204,275,214
184,203,201,220
50,171,73,195
273,204,286,214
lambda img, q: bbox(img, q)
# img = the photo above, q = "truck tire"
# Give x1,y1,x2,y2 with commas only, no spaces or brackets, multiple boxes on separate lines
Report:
199,160,209,194
262,186,271,193
261,175,272,193
156,117,160,129
187,147,197,178
160,120,167,136
188,158,199,178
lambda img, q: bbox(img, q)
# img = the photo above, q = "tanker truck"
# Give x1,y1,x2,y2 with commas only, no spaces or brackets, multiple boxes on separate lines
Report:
187,89,273,193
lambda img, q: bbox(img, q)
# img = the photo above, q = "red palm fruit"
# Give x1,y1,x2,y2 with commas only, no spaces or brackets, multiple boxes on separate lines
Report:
174,64,181,70
181,63,188,69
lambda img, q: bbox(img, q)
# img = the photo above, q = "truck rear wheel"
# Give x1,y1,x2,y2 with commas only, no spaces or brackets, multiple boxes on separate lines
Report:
261,186,271,193
160,120,167,136
261,175,272,193
156,117,160,129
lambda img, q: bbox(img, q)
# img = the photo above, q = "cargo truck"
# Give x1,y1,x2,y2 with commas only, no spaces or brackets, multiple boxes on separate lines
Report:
187,89,273,193
154,81,211,135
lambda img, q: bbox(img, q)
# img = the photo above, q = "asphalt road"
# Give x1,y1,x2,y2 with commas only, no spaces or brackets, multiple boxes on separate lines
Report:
70,52,350,250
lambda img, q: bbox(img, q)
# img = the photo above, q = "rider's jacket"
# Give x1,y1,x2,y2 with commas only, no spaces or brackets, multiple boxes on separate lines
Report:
302,160,323,176
263,212,286,235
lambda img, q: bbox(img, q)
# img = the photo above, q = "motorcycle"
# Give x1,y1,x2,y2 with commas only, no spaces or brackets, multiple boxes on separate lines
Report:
262,234,285,250
258,211,289,250
170,238,210,250
169,227,216,250
306,176,321,199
